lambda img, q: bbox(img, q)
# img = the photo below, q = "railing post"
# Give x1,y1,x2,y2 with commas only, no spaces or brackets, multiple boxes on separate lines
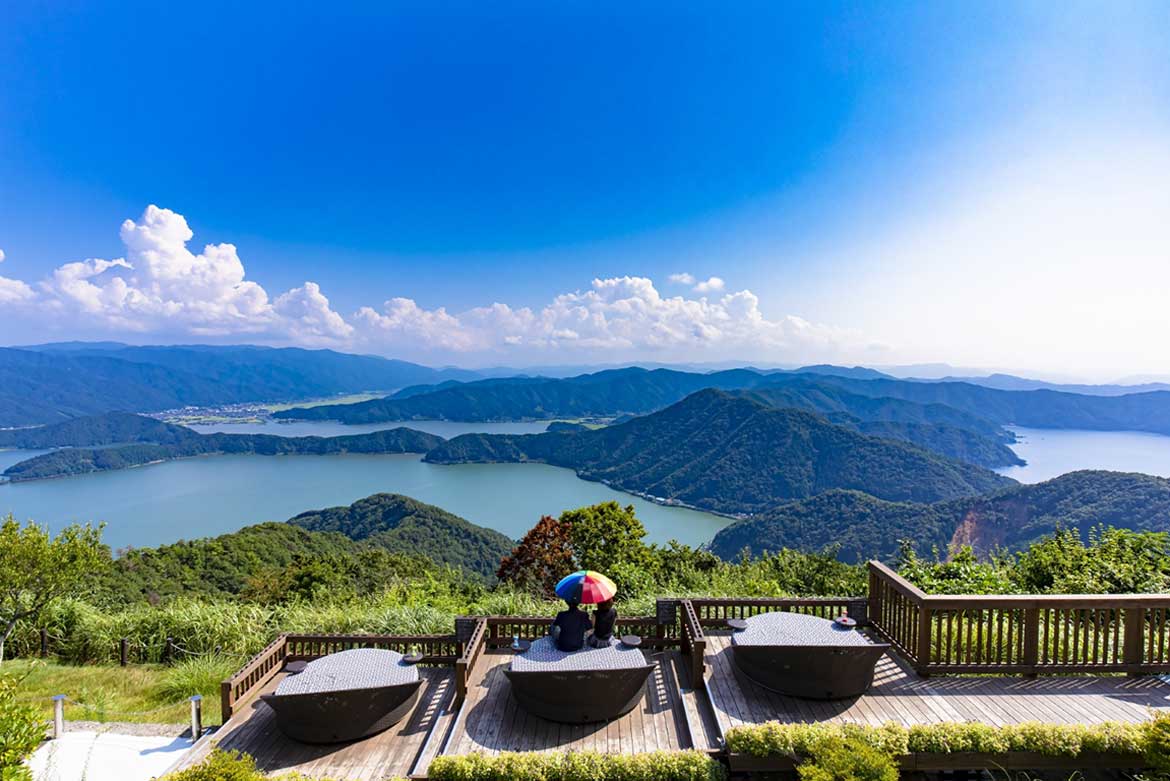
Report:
40,629,48,658
52,694,66,738
1022,606,1040,677
189,695,203,740
915,605,933,677
120,638,129,667
164,636,174,665
868,563,883,630
1124,606,1145,676
220,680,234,723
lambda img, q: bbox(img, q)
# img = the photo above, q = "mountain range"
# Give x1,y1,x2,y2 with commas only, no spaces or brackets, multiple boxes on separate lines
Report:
0,343,479,426
424,389,1014,513
709,471,1170,562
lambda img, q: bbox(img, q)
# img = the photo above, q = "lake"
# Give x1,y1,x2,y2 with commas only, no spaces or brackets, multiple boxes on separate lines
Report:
996,427,1170,483
0,419,728,551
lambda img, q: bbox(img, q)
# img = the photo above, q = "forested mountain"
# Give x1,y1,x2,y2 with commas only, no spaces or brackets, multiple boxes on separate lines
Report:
852,421,1021,469
278,362,1170,442
274,367,780,422
709,471,1170,562
780,374,1170,436
0,344,478,426
0,411,195,448
289,493,515,579
2,414,443,480
425,390,1014,514
102,495,512,601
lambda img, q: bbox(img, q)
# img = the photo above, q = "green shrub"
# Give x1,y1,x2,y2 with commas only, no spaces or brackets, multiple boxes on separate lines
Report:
798,735,899,781
159,749,380,781
427,750,726,781
729,720,1148,761
0,671,44,781
1144,711,1170,774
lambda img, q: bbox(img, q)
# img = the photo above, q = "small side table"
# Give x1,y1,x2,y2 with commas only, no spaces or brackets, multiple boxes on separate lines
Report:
402,653,426,665
620,635,642,648
509,639,532,653
727,618,749,631
833,616,857,630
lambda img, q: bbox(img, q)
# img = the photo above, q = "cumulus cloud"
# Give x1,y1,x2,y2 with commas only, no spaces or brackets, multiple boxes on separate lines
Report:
0,248,6,262
4,205,861,363
667,272,695,285
351,275,857,362
31,205,349,343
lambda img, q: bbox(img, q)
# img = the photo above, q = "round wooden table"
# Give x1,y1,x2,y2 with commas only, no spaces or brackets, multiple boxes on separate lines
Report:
509,639,532,653
402,653,426,665
620,634,642,648
727,618,749,631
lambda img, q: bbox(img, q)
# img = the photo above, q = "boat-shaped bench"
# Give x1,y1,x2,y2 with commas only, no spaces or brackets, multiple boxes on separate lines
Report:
504,636,654,723
260,648,422,743
731,611,889,700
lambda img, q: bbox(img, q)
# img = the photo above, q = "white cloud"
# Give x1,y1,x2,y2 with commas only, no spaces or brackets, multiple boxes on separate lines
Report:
0,248,6,262
0,276,34,304
667,272,694,285
31,205,349,343
351,275,859,362
3,205,862,364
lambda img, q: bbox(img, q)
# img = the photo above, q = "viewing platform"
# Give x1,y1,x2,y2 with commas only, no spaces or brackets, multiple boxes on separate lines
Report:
169,563,1170,778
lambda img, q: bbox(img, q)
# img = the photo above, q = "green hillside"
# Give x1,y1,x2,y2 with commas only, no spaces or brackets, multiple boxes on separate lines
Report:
288,493,515,579
2,414,443,481
709,470,1170,562
425,389,1014,514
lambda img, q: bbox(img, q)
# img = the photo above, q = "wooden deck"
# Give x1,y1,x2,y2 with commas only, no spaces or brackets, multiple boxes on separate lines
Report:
174,666,456,780
702,630,1170,741
168,625,1170,778
438,649,695,759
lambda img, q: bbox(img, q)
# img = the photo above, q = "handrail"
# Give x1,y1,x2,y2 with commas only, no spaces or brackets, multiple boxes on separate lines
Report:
221,633,288,722
454,618,488,701
867,561,1170,677
679,599,706,686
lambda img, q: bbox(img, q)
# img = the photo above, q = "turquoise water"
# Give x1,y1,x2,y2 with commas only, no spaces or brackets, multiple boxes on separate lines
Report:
996,427,1170,483
0,419,727,550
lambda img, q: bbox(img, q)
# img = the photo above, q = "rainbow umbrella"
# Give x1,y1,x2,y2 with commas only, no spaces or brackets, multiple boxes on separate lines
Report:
554,570,617,604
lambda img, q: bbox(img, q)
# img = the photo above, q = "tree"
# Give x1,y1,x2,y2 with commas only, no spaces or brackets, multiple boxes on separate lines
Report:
496,515,574,595
0,516,106,664
562,502,652,573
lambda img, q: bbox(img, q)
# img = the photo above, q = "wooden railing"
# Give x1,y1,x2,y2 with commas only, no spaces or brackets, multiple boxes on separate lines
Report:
679,599,706,685
455,618,487,701
868,561,1170,676
479,615,678,648
283,633,459,663
220,632,459,721
689,596,864,627
221,633,289,723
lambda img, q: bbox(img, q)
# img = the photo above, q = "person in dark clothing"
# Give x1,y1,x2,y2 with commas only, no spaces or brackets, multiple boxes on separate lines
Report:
550,599,592,652
589,599,618,648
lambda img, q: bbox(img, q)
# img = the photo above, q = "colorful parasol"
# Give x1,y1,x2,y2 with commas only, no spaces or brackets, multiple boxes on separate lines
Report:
554,570,617,604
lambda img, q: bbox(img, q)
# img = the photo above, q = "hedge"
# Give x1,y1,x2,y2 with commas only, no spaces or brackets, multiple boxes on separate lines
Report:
725,719,1151,759
426,750,726,781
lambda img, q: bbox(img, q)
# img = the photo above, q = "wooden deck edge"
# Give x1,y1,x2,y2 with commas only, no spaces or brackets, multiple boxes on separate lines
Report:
728,751,1147,773
408,701,460,780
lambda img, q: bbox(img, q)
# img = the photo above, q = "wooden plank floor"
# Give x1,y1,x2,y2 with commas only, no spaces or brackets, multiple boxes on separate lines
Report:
703,631,1170,737
175,666,455,779
440,649,693,757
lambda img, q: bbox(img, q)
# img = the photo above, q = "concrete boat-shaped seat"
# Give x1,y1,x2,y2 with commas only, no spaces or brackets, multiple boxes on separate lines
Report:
260,648,422,743
504,636,654,723
731,611,889,700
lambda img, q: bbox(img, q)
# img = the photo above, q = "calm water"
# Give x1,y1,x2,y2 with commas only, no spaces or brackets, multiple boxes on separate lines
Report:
0,419,727,551
996,427,1170,483
187,419,552,438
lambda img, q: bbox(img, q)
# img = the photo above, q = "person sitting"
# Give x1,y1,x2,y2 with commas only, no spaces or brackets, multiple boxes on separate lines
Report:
589,599,618,648
550,599,592,652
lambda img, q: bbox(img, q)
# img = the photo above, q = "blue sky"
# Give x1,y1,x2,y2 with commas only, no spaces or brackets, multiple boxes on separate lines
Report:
2,2,1169,378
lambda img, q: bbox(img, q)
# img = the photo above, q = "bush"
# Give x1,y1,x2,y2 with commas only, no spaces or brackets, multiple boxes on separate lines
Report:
427,750,726,781
728,720,1148,761
798,736,899,781
159,749,394,781
0,671,44,781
